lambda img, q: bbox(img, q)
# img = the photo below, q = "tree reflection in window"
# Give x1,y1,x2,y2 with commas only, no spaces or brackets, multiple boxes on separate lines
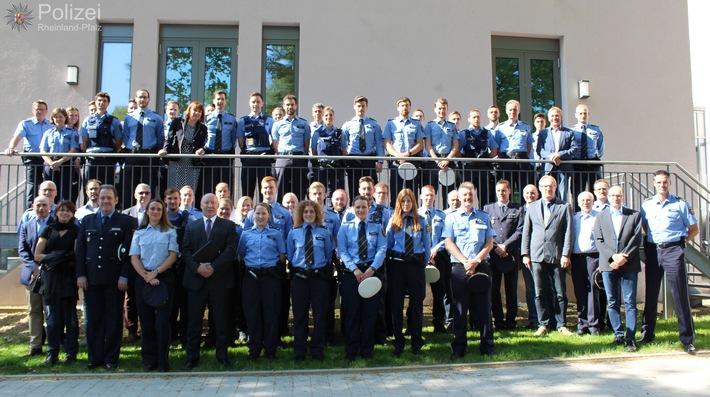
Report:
264,44,295,114
164,46,193,110
495,57,520,115
530,59,555,120
204,47,232,108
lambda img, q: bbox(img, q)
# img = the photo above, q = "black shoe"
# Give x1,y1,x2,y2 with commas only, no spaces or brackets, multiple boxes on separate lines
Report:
412,348,422,356
480,350,495,357
684,343,698,355
527,322,539,330
217,358,232,367
450,351,464,361
202,339,216,349
85,362,102,370
610,336,625,346
62,356,76,366
346,354,355,363
248,354,259,361
636,335,654,344
185,360,199,370
625,340,637,352
266,354,277,361
294,355,305,362
159,366,170,373
361,354,373,360
576,328,589,336
144,364,157,372
43,355,58,366
105,363,118,370
312,354,324,362
393,348,403,358
23,348,43,358
433,326,447,333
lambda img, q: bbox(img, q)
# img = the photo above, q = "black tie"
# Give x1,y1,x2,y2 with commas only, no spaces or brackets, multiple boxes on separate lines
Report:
358,221,368,261
581,125,589,160
102,215,108,225
404,218,414,257
305,225,314,267
136,110,144,149
358,118,366,152
205,218,212,239
215,113,223,152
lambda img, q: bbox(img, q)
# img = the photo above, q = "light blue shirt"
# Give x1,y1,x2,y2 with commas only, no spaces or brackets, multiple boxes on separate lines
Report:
14,117,51,153
80,113,123,152
611,208,623,238
418,206,447,252
129,225,179,270
243,201,293,241
322,209,341,240
641,194,697,244
338,219,387,271
442,208,496,262
385,214,431,263
592,200,609,213
383,117,424,153
205,110,238,152
341,116,384,159
75,203,99,221
424,120,459,155
573,210,598,254
40,126,80,153
342,202,391,228
123,108,164,150
287,224,334,269
271,116,311,153
495,120,533,154
571,123,605,159
237,225,286,268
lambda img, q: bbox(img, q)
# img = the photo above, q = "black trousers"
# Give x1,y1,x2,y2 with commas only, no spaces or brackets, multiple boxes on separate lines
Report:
169,262,188,346
200,157,233,199
347,159,379,199
532,261,568,329
388,162,419,207
641,243,695,345
572,162,603,197
242,269,281,358
291,272,329,357
274,156,308,200
499,157,533,203
571,253,601,332
124,268,138,335
43,162,77,203
240,157,273,200
340,271,380,357
135,272,174,370
461,165,496,207
450,262,494,354
186,285,229,362
122,155,159,210
430,253,453,329
387,259,425,352
316,165,346,199
85,155,116,190
490,254,518,329
23,156,44,208
84,283,124,365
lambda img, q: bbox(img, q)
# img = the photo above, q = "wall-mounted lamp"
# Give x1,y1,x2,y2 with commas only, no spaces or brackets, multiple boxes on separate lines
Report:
578,80,590,99
66,65,79,85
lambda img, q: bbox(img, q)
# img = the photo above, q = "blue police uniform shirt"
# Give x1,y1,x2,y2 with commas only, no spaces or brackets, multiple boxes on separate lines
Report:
182,206,203,222
383,117,425,153
40,126,80,153
128,225,179,270
442,207,496,262
385,214,431,263
14,117,52,153
237,225,286,268
458,127,499,158
243,201,293,241
287,223,334,269
123,108,163,150
571,122,605,160
418,206,446,251
495,120,533,154
205,110,238,152
338,218,387,271
341,116,385,161
592,200,609,213
236,113,274,153
271,116,311,153
640,194,697,244
75,203,100,222
322,209,341,239
342,202,391,229
424,120,459,155
311,125,346,157
80,113,123,152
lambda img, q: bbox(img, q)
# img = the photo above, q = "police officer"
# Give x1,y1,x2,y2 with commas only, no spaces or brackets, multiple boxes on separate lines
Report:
40,108,81,203
424,98,460,200
202,89,238,199
419,185,451,333
75,184,137,369
571,104,605,196
483,180,524,331
443,182,496,359
122,89,163,207
287,200,334,361
6,100,52,207
383,97,425,207
341,96,384,198
237,92,274,200
271,94,311,200
459,109,500,206
386,189,431,357
639,170,699,354
237,202,286,360
495,100,534,202
80,92,123,190
338,195,387,361
311,106,347,199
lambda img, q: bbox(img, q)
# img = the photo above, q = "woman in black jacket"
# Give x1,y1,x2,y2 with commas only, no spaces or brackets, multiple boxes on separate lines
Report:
34,200,80,366
158,101,207,189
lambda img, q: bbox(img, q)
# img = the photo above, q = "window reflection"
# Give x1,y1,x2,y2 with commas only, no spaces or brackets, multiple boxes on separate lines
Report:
164,47,193,111
99,28,132,119
264,44,296,114
204,47,232,107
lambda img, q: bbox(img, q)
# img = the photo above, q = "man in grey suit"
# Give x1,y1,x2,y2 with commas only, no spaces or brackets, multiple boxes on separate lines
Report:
594,185,642,352
521,175,575,336
537,107,577,201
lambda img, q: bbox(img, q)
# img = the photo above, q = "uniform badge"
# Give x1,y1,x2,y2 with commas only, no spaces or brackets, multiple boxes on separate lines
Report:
426,224,431,234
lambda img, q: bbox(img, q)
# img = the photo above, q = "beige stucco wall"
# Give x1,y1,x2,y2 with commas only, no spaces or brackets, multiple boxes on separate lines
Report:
0,0,696,173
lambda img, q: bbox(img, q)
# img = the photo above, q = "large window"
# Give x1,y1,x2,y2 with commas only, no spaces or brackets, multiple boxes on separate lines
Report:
262,27,299,115
158,25,238,114
492,36,560,124
98,25,133,119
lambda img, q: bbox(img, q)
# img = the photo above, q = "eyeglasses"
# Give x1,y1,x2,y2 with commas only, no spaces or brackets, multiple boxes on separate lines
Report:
138,191,151,195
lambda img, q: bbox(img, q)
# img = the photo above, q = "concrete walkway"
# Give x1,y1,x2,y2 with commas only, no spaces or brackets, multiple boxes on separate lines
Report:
0,353,707,396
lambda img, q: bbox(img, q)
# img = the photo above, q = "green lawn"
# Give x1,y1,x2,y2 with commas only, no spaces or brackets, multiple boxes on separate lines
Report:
1,314,706,375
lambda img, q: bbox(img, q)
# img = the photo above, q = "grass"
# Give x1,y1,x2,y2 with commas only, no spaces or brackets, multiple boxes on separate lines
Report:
0,311,707,375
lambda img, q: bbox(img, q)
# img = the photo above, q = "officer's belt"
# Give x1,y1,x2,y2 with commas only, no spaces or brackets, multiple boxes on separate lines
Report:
654,240,685,249
505,152,529,159
341,261,374,273
279,151,304,155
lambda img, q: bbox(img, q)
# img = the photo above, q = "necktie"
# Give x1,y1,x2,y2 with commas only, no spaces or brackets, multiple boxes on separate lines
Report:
268,204,275,228
305,225,314,267
358,221,368,261
102,215,108,225
425,210,433,245
501,205,506,214
581,125,589,160
205,218,212,239
358,118,366,152
215,113,223,152
136,110,144,149
404,218,414,257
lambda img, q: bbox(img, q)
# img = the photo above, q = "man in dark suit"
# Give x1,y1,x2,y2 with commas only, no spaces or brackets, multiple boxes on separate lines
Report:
521,175,575,337
18,195,52,357
182,193,238,369
76,184,137,369
483,180,524,330
593,185,642,352
538,107,578,201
